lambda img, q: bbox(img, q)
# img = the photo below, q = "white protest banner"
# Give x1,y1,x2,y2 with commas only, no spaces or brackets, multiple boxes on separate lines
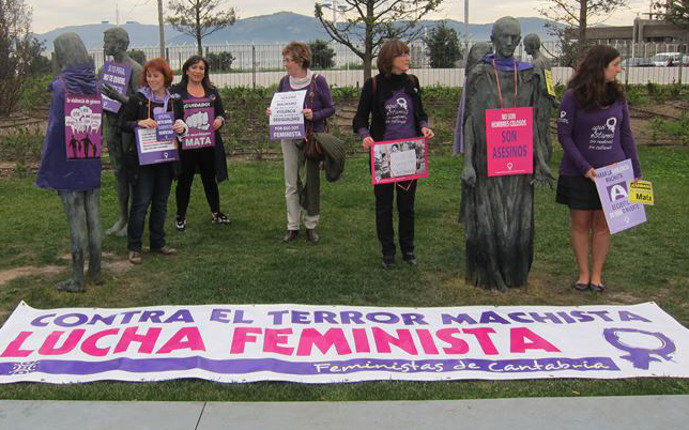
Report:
269,90,307,140
1,302,688,384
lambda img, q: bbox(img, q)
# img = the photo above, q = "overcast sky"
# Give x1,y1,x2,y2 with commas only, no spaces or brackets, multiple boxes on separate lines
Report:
27,0,653,34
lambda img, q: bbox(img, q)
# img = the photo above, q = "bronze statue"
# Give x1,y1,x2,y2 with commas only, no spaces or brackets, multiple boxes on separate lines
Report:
100,27,143,237
36,33,103,293
461,17,552,290
524,33,558,164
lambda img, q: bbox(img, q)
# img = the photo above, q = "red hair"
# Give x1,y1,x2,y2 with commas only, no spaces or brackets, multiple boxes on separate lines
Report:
139,58,174,88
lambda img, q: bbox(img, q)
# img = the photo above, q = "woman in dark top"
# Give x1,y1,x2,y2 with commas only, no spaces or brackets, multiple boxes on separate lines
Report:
556,45,642,292
353,40,435,268
171,55,229,231
120,58,187,265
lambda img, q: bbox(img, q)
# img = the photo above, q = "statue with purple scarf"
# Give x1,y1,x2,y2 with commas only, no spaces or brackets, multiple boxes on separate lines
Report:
461,17,553,290
36,33,103,293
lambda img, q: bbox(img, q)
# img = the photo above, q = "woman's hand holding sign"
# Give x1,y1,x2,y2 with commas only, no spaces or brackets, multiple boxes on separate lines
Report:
138,118,158,129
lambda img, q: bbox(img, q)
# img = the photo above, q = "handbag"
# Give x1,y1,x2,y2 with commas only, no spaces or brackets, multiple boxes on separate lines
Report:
302,75,324,160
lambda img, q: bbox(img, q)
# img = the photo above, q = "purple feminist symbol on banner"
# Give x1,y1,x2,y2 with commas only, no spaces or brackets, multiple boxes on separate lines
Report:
603,328,676,370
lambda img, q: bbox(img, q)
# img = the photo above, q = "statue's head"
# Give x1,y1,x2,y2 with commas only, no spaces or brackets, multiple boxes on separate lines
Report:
104,27,130,56
466,42,492,73
491,17,521,59
523,33,541,56
54,33,92,70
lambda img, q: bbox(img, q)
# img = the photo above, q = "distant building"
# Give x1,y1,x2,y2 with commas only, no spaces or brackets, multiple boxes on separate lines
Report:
566,17,688,44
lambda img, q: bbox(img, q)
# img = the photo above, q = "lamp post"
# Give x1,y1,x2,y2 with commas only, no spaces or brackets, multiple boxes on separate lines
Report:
158,0,166,59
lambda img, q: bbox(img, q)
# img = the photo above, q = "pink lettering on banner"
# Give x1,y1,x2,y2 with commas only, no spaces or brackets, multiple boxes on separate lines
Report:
230,327,261,354
352,328,370,353
1,331,34,357
114,326,162,354
81,328,120,357
463,328,499,355
264,328,294,355
485,107,533,177
157,327,206,354
436,328,469,354
510,327,561,353
372,328,417,355
296,328,352,356
416,329,440,355
38,329,85,355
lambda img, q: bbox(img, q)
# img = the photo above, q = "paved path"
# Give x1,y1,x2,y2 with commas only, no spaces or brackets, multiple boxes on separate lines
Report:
1,396,688,429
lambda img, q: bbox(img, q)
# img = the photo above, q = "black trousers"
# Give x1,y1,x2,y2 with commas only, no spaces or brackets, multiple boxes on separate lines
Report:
374,180,417,257
175,147,220,218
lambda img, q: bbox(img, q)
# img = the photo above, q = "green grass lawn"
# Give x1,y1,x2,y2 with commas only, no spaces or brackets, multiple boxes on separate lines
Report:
0,146,688,400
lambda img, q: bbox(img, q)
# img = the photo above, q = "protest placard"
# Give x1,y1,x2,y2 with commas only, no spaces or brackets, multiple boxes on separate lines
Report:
182,98,216,150
485,107,534,177
370,137,428,185
594,159,647,234
64,94,102,160
269,90,307,140
135,127,179,165
100,61,131,113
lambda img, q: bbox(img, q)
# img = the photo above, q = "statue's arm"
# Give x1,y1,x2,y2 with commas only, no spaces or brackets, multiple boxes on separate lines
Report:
532,76,554,186
461,112,476,187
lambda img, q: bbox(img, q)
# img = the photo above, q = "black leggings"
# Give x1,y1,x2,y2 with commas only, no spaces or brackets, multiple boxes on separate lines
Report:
175,147,220,218
374,180,417,257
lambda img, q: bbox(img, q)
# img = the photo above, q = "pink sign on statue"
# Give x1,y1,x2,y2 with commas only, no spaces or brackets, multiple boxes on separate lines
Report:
485,107,533,177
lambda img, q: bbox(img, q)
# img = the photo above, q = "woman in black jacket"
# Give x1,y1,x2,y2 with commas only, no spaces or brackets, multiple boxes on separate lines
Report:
120,58,186,264
353,40,435,268
171,55,229,231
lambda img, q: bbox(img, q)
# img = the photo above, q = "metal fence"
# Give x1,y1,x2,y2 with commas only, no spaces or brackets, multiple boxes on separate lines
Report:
88,41,689,88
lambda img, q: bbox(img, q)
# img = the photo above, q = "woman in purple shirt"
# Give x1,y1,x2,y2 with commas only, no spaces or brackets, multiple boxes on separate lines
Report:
267,42,335,244
556,45,642,292
353,40,435,268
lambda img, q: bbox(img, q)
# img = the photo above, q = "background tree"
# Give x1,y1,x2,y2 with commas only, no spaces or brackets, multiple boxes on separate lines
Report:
423,21,462,68
309,39,336,69
166,0,236,56
127,49,147,65
653,0,689,29
207,51,236,72
0,0,45,115
315,0,444,80
539,0,628,62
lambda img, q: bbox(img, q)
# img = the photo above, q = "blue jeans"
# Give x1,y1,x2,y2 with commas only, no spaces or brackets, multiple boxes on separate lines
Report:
128,164,173,251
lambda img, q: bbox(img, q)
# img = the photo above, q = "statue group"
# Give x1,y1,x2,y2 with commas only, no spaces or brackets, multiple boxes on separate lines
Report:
37,16,557,293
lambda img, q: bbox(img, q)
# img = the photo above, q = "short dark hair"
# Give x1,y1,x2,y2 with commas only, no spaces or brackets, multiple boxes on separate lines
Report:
377,40,410,76
140,58,174,88
282,41,312,69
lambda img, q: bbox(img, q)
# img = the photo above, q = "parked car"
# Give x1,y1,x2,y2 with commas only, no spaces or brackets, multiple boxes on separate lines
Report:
622,57,654,67
652,52,686,67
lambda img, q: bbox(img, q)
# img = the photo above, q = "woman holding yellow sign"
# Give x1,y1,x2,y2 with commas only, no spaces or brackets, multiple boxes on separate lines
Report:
556,45,642,292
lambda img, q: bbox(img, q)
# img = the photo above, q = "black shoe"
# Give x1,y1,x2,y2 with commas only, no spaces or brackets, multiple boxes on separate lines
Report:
571,281,589,291
175,216,186,231
381,255,395,269
403,252,417,265
306,228,320,244
283,230,299,243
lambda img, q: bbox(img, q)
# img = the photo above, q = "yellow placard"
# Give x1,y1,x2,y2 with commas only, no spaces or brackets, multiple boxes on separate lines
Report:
628,180,654,205
544,69,555,96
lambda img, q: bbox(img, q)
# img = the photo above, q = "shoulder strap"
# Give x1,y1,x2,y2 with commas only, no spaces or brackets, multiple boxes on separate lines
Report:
372,75,377,94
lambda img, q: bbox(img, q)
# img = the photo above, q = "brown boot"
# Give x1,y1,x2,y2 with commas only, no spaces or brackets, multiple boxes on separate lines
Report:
306,228,320,244
283,230,299,243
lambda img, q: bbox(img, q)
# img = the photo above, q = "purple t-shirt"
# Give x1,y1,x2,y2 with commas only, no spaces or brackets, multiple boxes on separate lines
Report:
557,89,641,178
382,90,416,141
278,74,335,133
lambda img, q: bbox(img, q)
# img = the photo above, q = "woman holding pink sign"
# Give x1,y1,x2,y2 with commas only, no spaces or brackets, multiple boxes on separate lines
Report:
353,40,434,269
171,55,229,231
120,58,187,265
556,45,642,292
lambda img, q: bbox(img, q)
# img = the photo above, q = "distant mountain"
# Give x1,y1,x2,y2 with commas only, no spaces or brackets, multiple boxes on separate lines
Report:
36,12,557,51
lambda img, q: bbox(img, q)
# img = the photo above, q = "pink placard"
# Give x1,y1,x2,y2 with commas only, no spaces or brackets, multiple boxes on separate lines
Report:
370,137,429,185
485,107,533,177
